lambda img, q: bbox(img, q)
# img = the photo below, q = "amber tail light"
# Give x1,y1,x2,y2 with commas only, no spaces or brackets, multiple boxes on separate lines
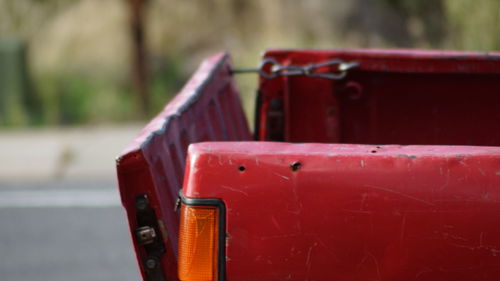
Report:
178,204,219,281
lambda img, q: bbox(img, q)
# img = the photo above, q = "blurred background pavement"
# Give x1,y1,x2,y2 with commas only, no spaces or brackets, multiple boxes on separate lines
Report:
0,124,143,281
0,124,141,181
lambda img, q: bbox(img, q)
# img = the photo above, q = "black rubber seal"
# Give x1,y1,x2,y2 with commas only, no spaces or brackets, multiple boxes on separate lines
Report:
179,192,226,281
253,89,262,140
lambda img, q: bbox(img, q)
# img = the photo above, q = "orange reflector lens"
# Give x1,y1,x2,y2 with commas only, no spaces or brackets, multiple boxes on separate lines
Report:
178,204,219,281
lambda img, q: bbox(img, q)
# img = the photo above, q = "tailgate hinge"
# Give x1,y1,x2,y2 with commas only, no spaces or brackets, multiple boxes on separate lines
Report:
134,194,167,281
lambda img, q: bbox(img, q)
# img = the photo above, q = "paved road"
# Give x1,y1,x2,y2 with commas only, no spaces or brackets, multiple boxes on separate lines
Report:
0,179,142,281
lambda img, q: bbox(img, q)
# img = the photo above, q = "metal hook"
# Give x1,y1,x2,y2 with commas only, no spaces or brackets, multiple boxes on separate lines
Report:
232,58,359,80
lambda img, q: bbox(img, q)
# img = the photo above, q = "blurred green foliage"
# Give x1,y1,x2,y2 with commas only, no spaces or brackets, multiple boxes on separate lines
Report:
0,0,499,127
0,39,42,126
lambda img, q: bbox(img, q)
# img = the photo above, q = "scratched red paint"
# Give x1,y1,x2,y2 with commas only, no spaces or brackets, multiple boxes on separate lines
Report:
117,49,500,281
185,142,500,280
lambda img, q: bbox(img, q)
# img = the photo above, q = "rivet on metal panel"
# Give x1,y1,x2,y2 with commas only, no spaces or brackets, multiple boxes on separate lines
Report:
145,257,158,269
343,81,363,100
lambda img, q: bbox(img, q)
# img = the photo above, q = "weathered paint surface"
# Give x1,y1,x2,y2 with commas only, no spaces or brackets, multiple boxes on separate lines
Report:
185,142,500,281
117,49,500,281
116,52,251,281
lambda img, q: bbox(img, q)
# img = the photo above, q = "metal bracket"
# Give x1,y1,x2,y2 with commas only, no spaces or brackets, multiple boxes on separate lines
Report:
134,194,167,281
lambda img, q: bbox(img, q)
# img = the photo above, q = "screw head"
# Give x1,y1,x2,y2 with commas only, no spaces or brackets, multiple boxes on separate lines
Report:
145,258,157,269
136,197,148,210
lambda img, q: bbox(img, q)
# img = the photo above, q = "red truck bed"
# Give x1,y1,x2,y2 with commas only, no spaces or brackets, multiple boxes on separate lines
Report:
117,50,500,281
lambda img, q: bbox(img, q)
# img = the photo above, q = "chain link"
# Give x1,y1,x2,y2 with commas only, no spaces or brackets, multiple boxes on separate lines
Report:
232,58,359,80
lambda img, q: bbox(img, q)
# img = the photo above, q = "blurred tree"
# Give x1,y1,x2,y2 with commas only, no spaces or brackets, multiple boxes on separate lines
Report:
129,0,150,117
383,0,447,46
1,0,499,127
444,0,500,51
0,39,42,126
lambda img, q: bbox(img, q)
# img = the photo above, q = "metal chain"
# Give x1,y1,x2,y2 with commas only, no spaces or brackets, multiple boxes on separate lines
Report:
232,58,359,80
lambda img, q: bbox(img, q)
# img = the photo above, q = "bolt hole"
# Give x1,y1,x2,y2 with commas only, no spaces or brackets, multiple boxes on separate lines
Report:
238,166,246,172
370,150,377,153
290,161,302,171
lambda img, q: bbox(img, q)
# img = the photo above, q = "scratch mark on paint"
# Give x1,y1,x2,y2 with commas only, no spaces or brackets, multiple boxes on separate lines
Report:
220,185,248,196
306,245,313,266
261,233,301,240
305,242,317,281
360,193,368,211
414,267,432,280
448,232,500,256
438,168,450,191
295,220,303,233
364,184,435,206
367,252,382,281
341,209,372,214
360,160,366,167
398,154,417,159
274,172,290,180
400,213,406,241
271,215,282,231
288,203,302,215
442,231,468,242
482,192,490,200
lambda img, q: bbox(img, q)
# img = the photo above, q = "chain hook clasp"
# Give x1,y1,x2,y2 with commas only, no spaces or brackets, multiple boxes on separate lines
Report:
304,59,359,80
232,58,359,80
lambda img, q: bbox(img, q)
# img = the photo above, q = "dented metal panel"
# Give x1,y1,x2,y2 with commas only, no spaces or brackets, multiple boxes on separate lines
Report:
184,142,500,281
116,53,251,281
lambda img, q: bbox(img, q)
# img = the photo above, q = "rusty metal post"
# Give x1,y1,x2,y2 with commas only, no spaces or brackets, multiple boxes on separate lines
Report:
129,0,149,117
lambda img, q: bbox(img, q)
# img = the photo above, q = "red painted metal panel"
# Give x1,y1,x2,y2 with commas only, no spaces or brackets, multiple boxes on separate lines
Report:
184,142,500,281
116,53,251,281
258,49,500,145
118,49,500,280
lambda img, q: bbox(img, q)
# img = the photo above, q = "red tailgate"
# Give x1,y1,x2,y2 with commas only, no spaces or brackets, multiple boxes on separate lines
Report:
257,49,500,144
116,53,251,281
184,142,500,281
